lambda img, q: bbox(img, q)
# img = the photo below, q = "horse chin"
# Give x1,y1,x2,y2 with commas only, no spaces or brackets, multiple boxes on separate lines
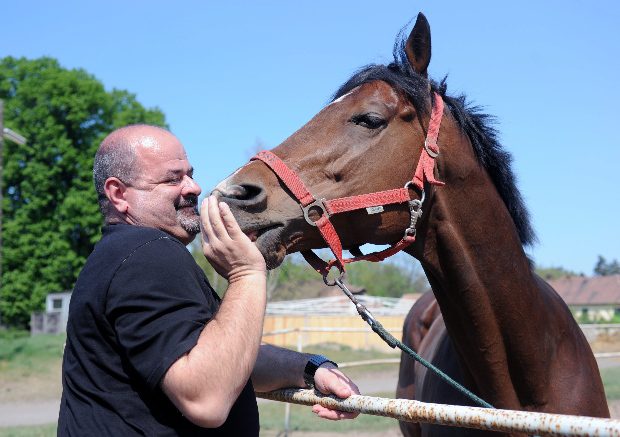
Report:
254,227,289,270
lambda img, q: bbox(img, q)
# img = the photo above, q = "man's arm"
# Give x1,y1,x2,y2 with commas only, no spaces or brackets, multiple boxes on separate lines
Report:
252,344,360,420
162,197,267,428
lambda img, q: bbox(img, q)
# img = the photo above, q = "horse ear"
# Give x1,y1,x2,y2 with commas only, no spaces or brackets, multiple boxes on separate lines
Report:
405,13,432,77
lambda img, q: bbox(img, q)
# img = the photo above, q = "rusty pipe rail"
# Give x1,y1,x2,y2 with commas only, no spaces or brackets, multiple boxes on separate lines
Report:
257,389,620,436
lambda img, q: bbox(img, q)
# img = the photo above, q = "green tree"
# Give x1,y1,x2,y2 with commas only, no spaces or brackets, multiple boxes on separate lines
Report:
272,252,428,300
346,259,427,298
0,57,166,328
594,255,620,276
535,265,579,280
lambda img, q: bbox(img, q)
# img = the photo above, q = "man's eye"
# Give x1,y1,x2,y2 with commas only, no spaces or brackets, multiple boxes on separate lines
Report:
350,113,386,130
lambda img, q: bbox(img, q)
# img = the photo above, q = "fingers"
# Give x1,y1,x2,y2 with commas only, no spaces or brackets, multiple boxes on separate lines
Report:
217,201,245,239
201,196,245,241
312,404,359,420
200,198,213,244
316,379,351,398
206,196,228,240
314,368,359,398
311,368,361,420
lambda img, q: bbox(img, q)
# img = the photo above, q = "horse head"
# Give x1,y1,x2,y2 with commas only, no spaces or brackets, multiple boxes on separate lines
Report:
215,14,441,269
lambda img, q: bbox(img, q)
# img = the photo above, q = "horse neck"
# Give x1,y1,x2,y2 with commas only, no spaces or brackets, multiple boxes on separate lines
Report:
412,125,554,407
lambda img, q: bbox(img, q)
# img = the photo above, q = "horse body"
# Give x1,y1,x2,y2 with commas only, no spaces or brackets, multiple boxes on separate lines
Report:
215,13,609,435
397,131,607,431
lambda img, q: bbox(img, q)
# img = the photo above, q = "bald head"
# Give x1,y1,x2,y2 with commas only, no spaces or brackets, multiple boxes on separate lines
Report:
93,124,173,217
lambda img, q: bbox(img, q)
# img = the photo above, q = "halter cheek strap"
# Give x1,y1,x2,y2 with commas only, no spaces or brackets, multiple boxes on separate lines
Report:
250,92,445,279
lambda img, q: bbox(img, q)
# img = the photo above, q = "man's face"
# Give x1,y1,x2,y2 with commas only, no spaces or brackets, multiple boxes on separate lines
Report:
124,132,202,245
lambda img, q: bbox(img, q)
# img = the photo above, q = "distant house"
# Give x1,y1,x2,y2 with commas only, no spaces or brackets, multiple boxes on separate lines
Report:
549,275,620,322
31,291,72,335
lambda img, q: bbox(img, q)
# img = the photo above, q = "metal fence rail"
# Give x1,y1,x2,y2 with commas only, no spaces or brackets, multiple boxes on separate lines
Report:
266,295,414,316
262,326,402,336
258,389,620,436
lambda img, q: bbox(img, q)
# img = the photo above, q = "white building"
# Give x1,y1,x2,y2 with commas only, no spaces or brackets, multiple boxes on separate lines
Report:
31,291,72,335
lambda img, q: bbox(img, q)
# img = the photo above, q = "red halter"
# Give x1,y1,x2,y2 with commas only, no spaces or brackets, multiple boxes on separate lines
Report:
251,92,445,280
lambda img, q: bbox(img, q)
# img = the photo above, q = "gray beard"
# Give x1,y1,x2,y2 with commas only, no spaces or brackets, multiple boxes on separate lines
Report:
178,209,201,235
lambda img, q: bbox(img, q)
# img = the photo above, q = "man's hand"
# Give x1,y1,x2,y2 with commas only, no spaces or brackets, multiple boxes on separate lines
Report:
311,364,360,420
200,195,266,282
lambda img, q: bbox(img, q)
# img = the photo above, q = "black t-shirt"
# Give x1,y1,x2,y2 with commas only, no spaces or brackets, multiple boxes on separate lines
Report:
58,224,259,436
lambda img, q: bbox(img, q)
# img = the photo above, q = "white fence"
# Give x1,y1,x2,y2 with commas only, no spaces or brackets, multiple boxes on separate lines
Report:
260,325,620,436
259,389,620,436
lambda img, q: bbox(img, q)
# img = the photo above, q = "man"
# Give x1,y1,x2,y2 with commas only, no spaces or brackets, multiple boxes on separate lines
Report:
58,125,359,436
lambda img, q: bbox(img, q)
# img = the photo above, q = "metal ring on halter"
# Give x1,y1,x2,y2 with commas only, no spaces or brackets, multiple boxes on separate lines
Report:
424,139,439,158
323,265,345,286
404,181,425,204
404,227,417,239
409,198,423,213
302,198,328,227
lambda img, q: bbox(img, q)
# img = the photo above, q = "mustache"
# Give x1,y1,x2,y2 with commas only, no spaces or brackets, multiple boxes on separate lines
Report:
175,195,199,210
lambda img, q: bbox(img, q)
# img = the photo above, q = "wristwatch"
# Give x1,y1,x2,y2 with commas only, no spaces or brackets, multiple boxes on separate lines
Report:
303,354,338,388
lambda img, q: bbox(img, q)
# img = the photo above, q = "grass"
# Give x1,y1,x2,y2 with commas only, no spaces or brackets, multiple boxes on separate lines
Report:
293,343,400,378
602,366,620,400
0,424,55,437
0,335,618,435
0,331,65,366
0,406,399,437
0,332,65,403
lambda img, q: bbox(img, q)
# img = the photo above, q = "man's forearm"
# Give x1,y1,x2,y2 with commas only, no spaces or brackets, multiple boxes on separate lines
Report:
162,274,267,427
251,344,311,392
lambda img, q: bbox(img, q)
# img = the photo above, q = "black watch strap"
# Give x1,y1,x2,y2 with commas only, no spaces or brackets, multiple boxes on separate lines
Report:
303,354,338,388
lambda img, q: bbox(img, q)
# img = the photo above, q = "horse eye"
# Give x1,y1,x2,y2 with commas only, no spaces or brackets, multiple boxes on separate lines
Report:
350,113,386,130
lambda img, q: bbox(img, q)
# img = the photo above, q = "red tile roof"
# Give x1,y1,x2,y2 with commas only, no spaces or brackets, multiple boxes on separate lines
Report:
548,275,620,305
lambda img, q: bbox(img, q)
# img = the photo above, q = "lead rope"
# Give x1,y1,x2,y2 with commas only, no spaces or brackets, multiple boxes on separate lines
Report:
332,277,494,409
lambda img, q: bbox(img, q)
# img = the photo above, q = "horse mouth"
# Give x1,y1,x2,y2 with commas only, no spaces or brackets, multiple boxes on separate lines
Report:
244,224,282,243
243,222,306,269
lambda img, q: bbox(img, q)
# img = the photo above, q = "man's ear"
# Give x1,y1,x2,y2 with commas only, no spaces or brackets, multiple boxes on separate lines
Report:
104,177,129,214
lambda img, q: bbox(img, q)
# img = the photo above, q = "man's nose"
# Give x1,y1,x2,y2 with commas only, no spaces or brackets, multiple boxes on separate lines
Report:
182,175,202,196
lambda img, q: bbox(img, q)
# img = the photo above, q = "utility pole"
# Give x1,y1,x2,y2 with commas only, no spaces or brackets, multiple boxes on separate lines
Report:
0,99,27,287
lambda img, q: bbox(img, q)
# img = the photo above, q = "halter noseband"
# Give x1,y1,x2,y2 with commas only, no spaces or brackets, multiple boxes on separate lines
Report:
250,92,445,282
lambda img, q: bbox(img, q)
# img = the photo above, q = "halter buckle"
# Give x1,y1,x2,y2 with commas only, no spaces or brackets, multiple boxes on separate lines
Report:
403,182,425,239
404,181,426,203
424,139,439,158
302,198,328,226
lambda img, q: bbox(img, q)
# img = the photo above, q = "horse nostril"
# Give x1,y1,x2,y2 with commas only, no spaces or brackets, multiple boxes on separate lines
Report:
221,184,260,200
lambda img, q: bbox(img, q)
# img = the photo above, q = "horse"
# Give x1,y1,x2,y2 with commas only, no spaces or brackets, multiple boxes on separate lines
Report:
213,12,609,436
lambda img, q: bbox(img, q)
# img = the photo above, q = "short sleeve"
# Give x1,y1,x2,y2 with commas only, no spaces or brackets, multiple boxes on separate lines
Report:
105,237,215,391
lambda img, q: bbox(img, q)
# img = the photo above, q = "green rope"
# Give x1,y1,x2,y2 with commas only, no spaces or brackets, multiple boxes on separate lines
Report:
333,277,494,409
367,316,494,409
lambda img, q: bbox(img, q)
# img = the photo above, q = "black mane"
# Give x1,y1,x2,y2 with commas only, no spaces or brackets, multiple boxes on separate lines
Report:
331,35,536,247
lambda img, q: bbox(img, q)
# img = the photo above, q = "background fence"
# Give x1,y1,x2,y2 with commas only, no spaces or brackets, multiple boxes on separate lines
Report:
263,315,404,351
263,314,620,352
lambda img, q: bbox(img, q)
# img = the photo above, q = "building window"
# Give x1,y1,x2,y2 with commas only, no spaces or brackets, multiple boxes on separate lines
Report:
52,298,63,310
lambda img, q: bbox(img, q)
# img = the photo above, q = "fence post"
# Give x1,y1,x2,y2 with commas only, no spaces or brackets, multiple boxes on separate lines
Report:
283,329,303,436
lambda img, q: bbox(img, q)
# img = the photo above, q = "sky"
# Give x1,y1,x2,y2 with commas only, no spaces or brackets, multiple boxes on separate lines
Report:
2,1,619,275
